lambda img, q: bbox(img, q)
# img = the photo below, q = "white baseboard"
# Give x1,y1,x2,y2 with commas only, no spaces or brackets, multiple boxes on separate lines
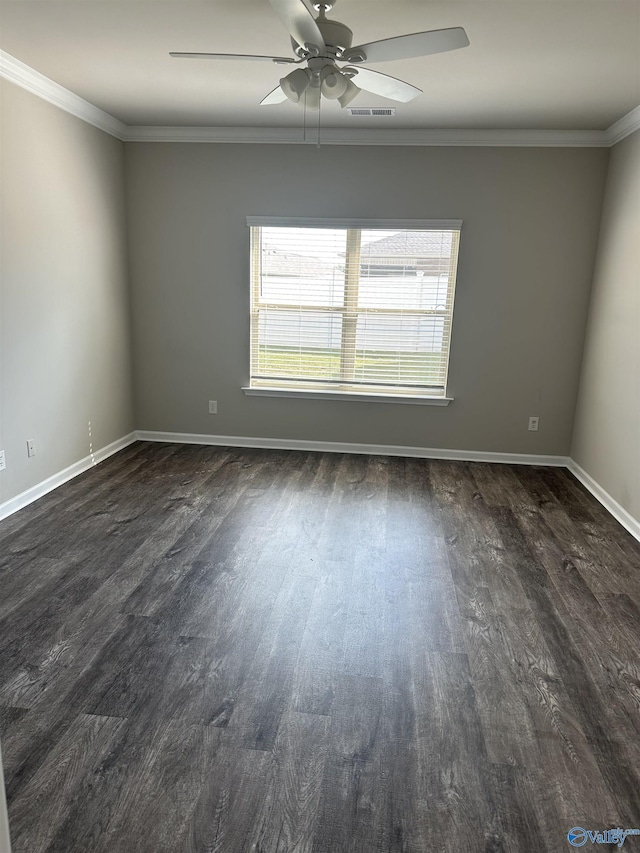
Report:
567,460,640,542
2,428,637,545
0,432,137,522
135,430,569,468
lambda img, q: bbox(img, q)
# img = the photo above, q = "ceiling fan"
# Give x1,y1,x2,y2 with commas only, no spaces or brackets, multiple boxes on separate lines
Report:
170,0,469,110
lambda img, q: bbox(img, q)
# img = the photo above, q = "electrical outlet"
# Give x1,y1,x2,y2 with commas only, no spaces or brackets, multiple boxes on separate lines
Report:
26,439,36,457
528,417,539,432
208,400,218,414
0,450,5,471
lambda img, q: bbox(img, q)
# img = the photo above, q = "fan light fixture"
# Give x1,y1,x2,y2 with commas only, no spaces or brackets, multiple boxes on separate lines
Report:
337,77,359,107
320,67,348,99
280,67,311,103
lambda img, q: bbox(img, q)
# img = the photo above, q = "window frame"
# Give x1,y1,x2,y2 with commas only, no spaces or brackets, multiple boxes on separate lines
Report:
244,217,462,405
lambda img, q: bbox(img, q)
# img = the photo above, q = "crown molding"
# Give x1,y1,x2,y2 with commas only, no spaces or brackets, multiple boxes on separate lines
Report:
124,124,608,147
0,49,127,140
605,104,640,146
1,48,638,149
125,125,309,144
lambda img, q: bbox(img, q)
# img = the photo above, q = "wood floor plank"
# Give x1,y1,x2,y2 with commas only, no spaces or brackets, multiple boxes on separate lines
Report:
429,461,497,618
0,559,104,688
386,456,449,581
83,621,208,721
35,718,211,853
0,456,244,712
0,554,92,623
88,721,212,853
186,734,274,853
412,651,502,852
0,616,129,803
470,461,538,511
225,573,317,750
600,593,640,654
511,507,640,744
340,550,386,678
311,674,385,853
8,713,126,853
461,585,542,768
250,710,330,853
492,507,640,826
293,562,353,713
0,706,28,737
175,458,313,638
518,467,640,596
576,515,640,598
0,443,638,851
489,765,550,853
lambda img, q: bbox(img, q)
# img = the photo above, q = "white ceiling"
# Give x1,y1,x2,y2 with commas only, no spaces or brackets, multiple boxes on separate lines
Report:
1,0,639,130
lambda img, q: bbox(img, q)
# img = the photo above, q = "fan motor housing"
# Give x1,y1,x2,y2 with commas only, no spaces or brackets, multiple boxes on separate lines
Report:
317,18,353,54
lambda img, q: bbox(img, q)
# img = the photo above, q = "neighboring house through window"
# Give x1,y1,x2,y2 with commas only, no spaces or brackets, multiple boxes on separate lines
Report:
246,218,461,402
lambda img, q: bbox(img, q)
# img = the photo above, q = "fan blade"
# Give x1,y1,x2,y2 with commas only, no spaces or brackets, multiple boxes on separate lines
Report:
170,52,297,64
346,27,469,64
344,67,422,102
268,0,325,51
260,85,288,105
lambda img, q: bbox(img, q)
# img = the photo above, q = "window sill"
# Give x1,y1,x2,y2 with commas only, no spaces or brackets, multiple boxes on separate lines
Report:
242,387,453,406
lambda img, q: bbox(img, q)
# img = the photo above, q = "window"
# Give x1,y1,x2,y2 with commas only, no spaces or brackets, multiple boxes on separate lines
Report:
246,218,461,402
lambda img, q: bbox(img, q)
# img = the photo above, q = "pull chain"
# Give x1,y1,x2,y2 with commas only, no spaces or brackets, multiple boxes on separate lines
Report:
303,90,307,142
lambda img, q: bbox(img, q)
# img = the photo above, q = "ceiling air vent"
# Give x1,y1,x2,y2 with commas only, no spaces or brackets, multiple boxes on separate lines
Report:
346,108,396,117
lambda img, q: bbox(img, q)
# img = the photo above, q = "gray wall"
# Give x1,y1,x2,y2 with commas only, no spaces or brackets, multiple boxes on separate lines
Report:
572,130,640,522
0,81,134,505
126,142,608,455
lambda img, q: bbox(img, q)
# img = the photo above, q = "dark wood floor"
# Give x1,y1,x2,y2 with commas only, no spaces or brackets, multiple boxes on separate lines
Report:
1,442,639,852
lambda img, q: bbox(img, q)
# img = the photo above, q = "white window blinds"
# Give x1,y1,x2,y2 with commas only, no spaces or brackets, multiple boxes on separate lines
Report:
248,219,461,398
